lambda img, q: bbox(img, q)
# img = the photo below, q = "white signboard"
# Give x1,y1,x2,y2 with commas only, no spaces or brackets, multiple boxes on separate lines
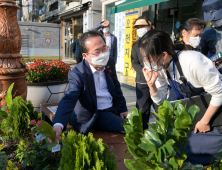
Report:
83,10,92,33
115,0,126,73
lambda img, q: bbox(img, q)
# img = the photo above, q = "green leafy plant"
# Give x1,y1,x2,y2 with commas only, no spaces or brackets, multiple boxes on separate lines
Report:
0,144,8,170
58,130,117,170
4,96,38,140
22,139,60,170
0,83,14,142
123,100,200,170
19,120,58,170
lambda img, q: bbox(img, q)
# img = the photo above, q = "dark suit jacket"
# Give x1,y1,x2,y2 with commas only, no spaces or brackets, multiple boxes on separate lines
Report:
93,24,117,63
53,57,127,134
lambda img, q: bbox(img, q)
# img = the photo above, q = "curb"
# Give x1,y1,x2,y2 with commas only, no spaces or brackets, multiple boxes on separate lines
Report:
121,83,136,90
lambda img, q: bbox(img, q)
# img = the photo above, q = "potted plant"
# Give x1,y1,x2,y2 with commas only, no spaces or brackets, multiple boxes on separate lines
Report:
26,59,71,112
122,100,208,170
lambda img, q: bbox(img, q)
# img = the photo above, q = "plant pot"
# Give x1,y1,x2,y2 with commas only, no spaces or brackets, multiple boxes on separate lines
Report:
27,81,69,112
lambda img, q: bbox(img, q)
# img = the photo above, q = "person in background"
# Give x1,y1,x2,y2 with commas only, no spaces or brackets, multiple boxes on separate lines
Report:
176,18,205,51
139,29,222,165
200,0,222,68
93,20,117,64
53,30,128,140
72,33,83,64
131,16,153,130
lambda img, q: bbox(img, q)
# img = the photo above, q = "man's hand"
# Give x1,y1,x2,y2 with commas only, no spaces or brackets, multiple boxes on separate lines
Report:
102,20,109,27
194,121,210,133
53,125,62,141
120,111,128,119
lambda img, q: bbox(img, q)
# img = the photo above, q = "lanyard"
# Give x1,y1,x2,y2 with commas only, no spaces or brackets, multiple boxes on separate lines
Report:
169,58,184,99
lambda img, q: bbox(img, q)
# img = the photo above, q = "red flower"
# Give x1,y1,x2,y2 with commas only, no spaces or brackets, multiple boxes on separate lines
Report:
30,120,36,125
37,121,43,127
107,69,111,74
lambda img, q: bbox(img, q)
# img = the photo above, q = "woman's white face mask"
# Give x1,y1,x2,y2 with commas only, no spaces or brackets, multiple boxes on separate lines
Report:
143,55,164,72
137,27,148,38
187,37,201,48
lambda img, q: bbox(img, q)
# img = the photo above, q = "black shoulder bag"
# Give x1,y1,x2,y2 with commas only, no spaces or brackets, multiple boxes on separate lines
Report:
172,53,222,132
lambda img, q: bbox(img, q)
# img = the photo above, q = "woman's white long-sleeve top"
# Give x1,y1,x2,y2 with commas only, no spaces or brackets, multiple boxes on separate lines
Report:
152,50,222,106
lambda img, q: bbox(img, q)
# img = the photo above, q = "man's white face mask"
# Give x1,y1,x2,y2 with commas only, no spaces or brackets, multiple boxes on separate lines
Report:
137,27,148,38
187,37,201,48
91,52,109,66
211,18,222,27
102,28,109,34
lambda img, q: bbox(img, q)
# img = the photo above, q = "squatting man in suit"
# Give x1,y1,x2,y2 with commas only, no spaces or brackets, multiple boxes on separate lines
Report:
53,30,128,140
93,20,118,64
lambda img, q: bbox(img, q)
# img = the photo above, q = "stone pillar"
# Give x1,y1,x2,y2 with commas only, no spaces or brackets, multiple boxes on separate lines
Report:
0,0,27,108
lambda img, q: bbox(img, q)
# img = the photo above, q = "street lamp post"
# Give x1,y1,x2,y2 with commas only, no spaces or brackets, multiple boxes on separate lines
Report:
0,0,27,108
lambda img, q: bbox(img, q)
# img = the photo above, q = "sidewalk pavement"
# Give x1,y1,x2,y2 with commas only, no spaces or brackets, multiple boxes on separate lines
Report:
63,59,155,123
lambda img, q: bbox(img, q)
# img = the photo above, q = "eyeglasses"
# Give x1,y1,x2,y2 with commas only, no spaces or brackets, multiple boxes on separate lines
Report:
86,45,109,56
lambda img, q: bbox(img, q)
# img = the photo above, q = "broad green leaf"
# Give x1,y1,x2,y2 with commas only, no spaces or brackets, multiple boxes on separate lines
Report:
169,157,178,169
144,130,162,147
22,158,29,167
188,105,200,121
133,116,143,130
132,106,139,116
158,106,169,117
129,132,142,140
1,106,8,111
174,111,192,129
139,142,156,152
154,118,165,134
163,100,173,111
138,108,143,124
164,144,175,155
154,112,166,123
148,123,158,131
136,158,152,169
129,160,152,170
128,146,142,160
123,125,134,134
47,141,57,151
5,83,14,107
173,100,181,110
176,104,186,113
124,150,131,155
147,150,156,161
124,159,134,169
165,139,175,146
135,148,148,157
124,136,137,149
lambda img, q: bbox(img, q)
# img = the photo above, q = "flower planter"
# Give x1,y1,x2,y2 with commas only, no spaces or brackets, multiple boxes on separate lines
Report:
27,81,69,112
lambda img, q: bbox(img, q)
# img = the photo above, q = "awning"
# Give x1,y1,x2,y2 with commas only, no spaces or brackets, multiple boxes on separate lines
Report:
111,0,169,14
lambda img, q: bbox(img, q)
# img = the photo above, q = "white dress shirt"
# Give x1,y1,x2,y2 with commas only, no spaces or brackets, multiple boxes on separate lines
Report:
89,64,113,110
104,33,111,50
54,64,113,129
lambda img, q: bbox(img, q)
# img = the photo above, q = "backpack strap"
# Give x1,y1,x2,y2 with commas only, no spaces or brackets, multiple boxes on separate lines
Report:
173,52,195,104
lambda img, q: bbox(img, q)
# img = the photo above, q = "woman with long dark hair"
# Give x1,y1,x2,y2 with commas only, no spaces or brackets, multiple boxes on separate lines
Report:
131,16,153,130
138,29,222,165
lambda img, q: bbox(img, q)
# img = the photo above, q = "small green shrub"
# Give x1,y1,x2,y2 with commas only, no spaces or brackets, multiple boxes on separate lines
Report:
0,151,8,170
4,96,38,140
59,130,117,170
123,100,200,170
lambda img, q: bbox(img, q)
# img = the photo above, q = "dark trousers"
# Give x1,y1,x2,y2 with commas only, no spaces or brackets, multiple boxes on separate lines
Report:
136,83,153,130
91,106,125,133
76,57,83,64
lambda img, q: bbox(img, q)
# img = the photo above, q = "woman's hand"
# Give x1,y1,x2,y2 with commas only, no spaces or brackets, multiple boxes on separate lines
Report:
142,68,158,86
194,121,210,133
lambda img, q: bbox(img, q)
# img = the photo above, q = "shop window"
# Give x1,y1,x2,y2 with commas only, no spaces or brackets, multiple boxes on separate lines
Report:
49,1,58,12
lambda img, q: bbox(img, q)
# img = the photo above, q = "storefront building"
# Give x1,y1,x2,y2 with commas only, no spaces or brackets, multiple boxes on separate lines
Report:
38,0,102,60
102,0,205,76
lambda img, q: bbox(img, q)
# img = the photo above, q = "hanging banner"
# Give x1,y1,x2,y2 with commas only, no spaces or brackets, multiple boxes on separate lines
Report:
123,8,138,77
